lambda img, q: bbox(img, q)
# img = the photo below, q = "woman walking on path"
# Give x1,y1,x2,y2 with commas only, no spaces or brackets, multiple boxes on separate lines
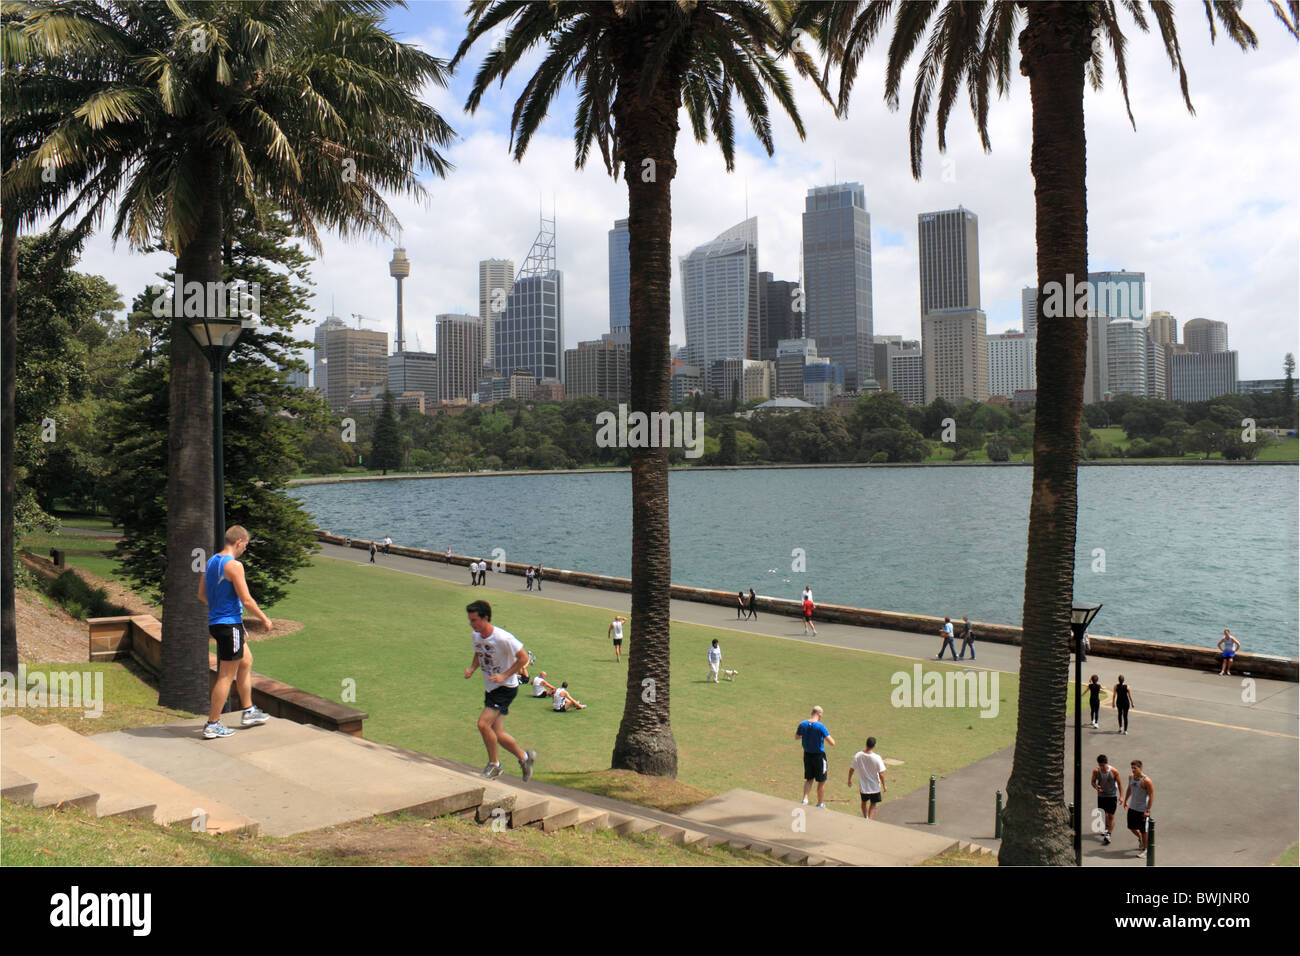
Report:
1083,675,1103,728
736,591,747,619
1112,676,1134,735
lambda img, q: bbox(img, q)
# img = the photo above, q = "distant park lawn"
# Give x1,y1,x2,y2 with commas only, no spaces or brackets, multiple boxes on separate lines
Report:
247,556,1019,814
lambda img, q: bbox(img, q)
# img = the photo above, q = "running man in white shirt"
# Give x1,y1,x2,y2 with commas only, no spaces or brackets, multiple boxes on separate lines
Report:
609,615,627,663
847,737,888,819
463,600,536,780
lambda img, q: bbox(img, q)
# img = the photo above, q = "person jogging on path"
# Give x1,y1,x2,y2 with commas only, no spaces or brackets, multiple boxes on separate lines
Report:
1112,675,1134,735
848,737,887,819
198,526,272,739
936,616,958,660
609,615,627,663
463,599,536,780
796,706,835,808
1091,753,1122,845
1218,629,1241,676
802,594,817,636
1083,674,1103,729
1122,760,1154,856
957,615,976,660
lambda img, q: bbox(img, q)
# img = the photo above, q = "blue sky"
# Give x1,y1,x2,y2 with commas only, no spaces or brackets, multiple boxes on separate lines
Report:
66,0,1300,380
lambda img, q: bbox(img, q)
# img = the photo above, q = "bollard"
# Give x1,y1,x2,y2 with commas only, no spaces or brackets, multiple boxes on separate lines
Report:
995,791,1003,839
927,776,936,825
1146,818,1155,867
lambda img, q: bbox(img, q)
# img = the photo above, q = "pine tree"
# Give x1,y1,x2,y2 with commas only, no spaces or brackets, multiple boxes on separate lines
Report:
370,392,403,475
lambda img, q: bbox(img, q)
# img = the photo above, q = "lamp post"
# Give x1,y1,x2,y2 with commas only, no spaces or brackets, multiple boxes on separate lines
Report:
1070,601,1102,867
185,312,245,550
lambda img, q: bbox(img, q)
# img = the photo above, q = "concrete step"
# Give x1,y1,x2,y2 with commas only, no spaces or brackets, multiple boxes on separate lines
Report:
539,801,584,833
612,816,657,837
34,723,257,835
11,734,156,822
92,718,486,837
508,794,553,829
2,746,100,812
573,808,609,833
1,766,38,805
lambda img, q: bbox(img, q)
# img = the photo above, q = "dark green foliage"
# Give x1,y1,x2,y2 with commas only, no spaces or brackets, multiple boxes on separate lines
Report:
370,392,403,474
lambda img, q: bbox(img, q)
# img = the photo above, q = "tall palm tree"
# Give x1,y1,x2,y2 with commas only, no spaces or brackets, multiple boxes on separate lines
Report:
793,0,1297,864
453,0,816,775
4,0,454,709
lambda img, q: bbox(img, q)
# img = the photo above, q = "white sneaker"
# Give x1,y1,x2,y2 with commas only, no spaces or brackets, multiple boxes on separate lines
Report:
801,797,809,805
816,803,826,809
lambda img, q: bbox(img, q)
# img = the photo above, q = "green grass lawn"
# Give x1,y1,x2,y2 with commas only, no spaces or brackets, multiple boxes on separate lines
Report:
17,523,131,586
246,557,1019,815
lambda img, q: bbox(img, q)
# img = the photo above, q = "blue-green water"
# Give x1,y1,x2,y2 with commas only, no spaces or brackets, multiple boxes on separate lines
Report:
289,466,1300,658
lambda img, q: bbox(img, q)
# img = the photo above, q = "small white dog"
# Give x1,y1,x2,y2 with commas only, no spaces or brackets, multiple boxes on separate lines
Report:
723,669,740,681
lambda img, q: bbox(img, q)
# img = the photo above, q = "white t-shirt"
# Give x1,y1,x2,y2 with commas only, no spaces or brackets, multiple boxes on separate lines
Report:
531,675,548,697
472,624,524,690
851,751,887,794
611,620,623,640
708,645,721,664
802,588,813,603
552,688,570,711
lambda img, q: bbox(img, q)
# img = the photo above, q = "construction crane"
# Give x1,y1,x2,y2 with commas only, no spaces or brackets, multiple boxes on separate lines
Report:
351,313,382,330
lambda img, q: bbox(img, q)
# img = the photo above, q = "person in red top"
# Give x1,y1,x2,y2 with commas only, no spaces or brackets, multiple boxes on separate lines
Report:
802,595,816,636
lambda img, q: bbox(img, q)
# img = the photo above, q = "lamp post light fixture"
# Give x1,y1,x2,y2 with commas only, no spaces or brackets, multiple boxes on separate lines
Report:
185,313,246,550
1070,600,1103,867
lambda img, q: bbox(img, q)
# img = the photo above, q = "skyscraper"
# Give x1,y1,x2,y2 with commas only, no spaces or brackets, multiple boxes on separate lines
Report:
1183,318,1229,354
1147,310,1177,348
1170,350,1238,402
919,207,985,403
497,217,563,384
1021,286,1038,336
608,219,630,346
681,217,760,375
479,258,514,367
760,271,801,360
918,207,980,313
1082,270,1146,403
324,327,388,412
1105,319,1150,397
987,331,1036,398
802,183,873,389
313,314,348,394
436,313,486,403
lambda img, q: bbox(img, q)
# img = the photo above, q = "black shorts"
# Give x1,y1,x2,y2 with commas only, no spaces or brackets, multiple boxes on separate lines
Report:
1127,808,1147,832
1098,795,1118,815
803,612,813,622
612,639,623,646
209,623,247,662
483,685,519,715
860,791,882,805
803,751,827,782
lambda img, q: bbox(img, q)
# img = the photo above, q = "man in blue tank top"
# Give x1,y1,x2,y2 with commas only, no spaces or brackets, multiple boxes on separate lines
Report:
197,526,273,739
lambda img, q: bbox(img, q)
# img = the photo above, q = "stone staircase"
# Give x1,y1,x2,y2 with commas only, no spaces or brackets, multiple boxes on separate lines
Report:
2,715,961,865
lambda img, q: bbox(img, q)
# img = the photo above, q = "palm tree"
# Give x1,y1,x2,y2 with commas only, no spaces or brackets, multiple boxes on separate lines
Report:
4,0,454,709
453,0,816,775
794,0,1297,864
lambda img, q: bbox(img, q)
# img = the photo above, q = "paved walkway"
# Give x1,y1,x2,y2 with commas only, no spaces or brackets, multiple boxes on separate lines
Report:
320,542,1299,866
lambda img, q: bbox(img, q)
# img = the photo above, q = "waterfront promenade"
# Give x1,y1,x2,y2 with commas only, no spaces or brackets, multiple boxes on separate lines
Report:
319,541,1299,866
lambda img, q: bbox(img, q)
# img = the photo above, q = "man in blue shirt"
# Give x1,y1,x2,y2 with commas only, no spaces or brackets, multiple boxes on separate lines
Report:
795,705,836,808
197,526,273,739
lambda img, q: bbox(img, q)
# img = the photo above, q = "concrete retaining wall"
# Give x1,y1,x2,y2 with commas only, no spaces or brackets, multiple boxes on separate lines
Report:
316,530,1299,682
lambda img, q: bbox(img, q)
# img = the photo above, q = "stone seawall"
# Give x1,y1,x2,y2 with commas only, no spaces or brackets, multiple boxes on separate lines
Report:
315,531,1299,682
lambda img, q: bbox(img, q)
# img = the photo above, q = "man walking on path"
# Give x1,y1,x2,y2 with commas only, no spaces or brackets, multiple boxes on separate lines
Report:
747,588,758,621
737,590,747,619
463,599,536,780
609,615,627,663
936,617,958,660
369,541,377,564
1091,754,1122,845
382,535,392,554
1218,629,1241,676
536,564,543,591
1123,760,1154,856
848,737,887,819
957,615,976,660
796,706,835,808
707,639,722,683
198,526,272,739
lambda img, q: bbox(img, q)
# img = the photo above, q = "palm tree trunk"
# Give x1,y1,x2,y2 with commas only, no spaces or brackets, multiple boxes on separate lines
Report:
609,52,682,777
1,209,18,676
157,169,222,712
1000,1,1092,866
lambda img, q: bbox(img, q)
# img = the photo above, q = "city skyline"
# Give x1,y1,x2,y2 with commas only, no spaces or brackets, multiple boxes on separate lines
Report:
54,1,1298,381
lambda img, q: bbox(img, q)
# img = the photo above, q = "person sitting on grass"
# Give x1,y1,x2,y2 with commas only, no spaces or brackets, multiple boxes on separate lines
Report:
531,671,556,698
552,682,587,712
